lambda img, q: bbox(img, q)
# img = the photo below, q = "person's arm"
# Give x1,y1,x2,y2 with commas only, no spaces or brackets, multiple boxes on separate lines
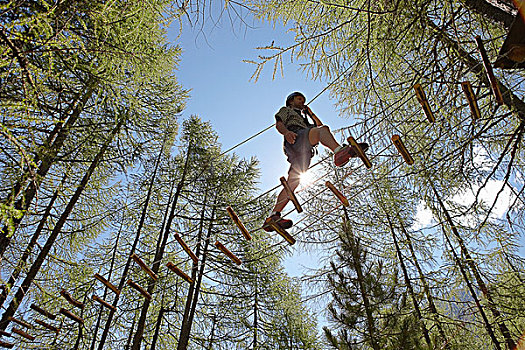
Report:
276,120,296,144
304,106,323,126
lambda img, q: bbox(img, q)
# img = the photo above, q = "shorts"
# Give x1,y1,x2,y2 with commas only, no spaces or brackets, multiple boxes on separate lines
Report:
284,127,315,174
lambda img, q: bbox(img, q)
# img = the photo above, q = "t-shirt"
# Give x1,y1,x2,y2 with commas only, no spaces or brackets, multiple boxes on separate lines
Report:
274,106,314,132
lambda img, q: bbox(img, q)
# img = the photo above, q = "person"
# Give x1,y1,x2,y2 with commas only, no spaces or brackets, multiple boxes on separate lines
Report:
263,91,367,232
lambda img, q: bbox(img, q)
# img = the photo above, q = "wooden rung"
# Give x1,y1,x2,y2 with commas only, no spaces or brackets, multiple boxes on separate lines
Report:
60,290,84,309
130,254,159,281
391,135,414,165
268,220,296,245
94,274,120,295
226,206,252,241
413,83,435,122
34,319,60,334
347,137,372,169
60,308,84,324
0,340,13,348
174,233,199,264
461,81,481,120
126,280,152,300
214,241,242,265
30,304,56,320
92,295,116,311
0,330,10,338
7,317,32,329
279,177,303,213
166,262,194,284
475,36,503,105
325,181,349,207
11,328,34,341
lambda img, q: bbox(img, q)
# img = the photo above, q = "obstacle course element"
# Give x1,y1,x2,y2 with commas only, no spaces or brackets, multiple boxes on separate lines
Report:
0,330,10,337
7,317,32,329
325,181,349,207
461,81,481,120
215,241,242,265
226,207,252,241
347,137,372,168
34,319,60,334
267,219,296,245
94,274,120,295
131,254,158,281
30,304,56,320
475,36,504,105
166,262,194,284
494,2,525,69
0,340,13,348
174,233,199,263
280,177,303,213
60,290,84,309
11,328,34,341
413,84,435,122
127,280,151,300
92,295,116,311
60,308,84,324
391,135,414,165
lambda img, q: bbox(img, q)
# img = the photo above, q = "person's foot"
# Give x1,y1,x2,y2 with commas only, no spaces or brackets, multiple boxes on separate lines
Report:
334,143,369,167
263,212,293,232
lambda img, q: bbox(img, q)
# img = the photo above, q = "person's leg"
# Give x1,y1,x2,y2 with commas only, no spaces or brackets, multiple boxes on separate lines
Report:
272,168,301,213
308,125,340,151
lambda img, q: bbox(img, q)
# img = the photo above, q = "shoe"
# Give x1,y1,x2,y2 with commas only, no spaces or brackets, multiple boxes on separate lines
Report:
334,143,369,167
263,212,293,232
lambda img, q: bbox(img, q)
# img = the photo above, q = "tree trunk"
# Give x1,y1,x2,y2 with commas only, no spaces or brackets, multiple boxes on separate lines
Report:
461,0,516,28
0,80,97,257
431,183,516,350
130,144,192,350
97,135,175,350
0,116,123,331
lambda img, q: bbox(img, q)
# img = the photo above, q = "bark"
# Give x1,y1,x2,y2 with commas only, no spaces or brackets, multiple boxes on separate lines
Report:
0,79,98,257
130,144,192,350
342,207,380,350
432,184,516,350
461,0,516,28
96,135,173,350
385,214,433,348
150,307,166,350
0,117,123,331
0,174,66,308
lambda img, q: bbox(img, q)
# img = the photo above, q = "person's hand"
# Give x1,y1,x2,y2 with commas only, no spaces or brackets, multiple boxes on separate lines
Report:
285,130,297,144
303,106,314,116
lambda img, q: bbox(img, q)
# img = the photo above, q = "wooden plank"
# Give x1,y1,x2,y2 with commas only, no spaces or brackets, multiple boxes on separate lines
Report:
59,308,84,324
279,177,303,213
475,36,504,105
0,330,10,338
461,81,481,120
166,262,194,284
214,241,242,265
325,181,349,207
126,280,152,300
391,135,414,165
130,254,159,281
268,220,296,245
30,304,56,320
34,319,60,334
92,295,117,312
0,340,13,348
347,137,372,169
226,206,252,241
60,290,84,309
413,83,435,122
7,317,32,329
11,328,34,341
174,233,199,263
94,273,120,295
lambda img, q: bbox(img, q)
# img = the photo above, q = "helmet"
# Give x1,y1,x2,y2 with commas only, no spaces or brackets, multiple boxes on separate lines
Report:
286,91,306,106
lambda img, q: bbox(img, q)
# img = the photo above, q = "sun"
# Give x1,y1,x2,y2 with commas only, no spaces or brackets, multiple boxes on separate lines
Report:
299,170,315,186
